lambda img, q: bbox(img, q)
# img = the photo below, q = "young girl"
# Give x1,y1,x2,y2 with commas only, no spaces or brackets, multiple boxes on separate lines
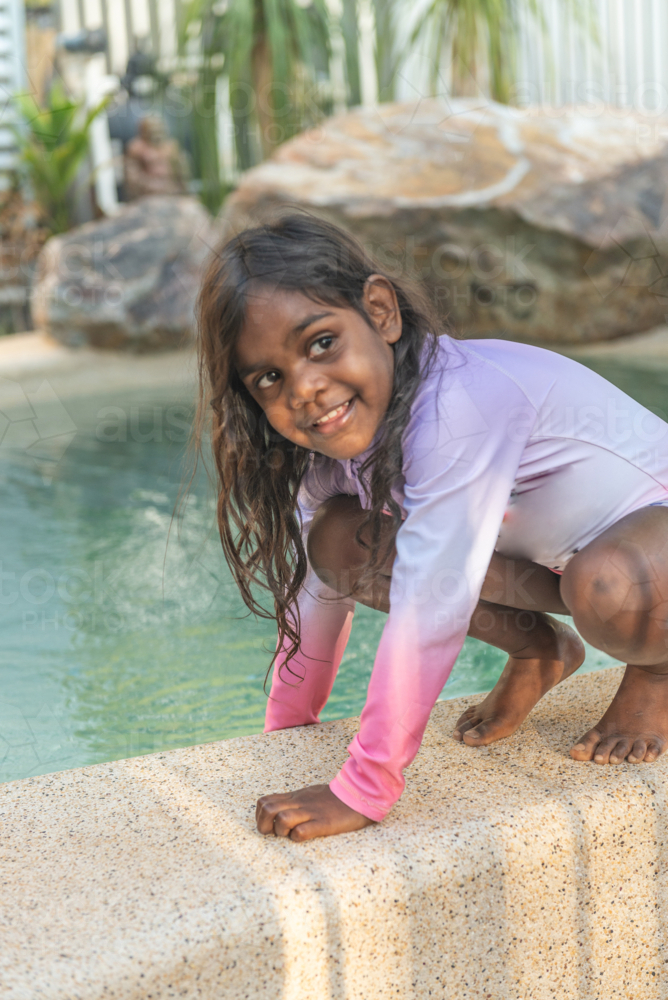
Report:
197,214,668,842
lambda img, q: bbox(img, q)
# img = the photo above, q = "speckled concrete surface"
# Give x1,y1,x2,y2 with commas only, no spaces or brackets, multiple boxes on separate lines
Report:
1,666,667,1000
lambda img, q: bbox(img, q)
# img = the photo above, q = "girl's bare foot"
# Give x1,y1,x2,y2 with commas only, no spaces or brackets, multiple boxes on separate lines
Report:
454,619,585,747
570,664,668,764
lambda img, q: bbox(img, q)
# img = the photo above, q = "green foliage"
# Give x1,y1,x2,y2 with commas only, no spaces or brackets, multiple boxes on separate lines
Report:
13,81,109,234
410,0,529,102
178,0,331,209
340,0,362,106
412,0,596,104
372,0,398,102
179,0,598,208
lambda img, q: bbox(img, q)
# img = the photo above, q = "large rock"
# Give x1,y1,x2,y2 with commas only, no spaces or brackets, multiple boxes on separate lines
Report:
221,99,668,344
32,196,217,351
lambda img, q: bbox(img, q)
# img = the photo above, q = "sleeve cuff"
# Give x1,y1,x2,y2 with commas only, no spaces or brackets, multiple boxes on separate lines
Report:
329,774,389,823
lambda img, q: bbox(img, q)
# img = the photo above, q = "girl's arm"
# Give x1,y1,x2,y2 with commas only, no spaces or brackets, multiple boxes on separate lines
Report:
264,564,354,731
265,457,356,732
328,369,537,821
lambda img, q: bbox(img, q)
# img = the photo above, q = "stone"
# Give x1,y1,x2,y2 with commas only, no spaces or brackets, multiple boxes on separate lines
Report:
2,667,668,998
32,196,218,351
221,98,668,344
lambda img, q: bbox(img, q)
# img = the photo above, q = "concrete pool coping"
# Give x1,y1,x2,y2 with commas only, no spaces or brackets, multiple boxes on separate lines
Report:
2,666,667,999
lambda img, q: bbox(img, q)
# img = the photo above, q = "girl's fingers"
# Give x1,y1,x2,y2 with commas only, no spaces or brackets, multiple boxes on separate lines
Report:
256,793,294,833
256,784,373,841
272,807,313,838
289,819,330,843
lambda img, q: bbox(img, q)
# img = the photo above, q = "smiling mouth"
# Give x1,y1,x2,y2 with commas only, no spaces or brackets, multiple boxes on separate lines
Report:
312,398,353,429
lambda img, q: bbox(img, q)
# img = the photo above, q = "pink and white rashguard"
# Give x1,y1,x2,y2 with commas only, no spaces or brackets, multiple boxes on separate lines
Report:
265,337,668,821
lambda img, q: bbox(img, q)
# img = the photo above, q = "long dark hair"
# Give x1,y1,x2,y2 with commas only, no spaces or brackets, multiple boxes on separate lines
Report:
194,213,442,679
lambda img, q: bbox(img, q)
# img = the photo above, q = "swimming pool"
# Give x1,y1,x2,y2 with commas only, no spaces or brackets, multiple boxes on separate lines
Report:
2,355,654,783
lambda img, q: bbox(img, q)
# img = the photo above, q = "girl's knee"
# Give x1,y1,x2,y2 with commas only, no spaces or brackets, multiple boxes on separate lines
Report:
561,547,625,624
560,543,657,633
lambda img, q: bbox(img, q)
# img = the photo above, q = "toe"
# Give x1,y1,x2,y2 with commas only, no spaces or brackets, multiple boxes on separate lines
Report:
570,729,602,762
454,707,477,733
462,718,501,747
593,737,622,765
628,739,647,764
454,710,481,740
645,740,663,762
608,739,632,764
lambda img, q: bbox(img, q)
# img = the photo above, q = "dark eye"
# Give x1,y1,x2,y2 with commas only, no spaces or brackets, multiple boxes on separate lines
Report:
256,370,280,389
310,335,334,357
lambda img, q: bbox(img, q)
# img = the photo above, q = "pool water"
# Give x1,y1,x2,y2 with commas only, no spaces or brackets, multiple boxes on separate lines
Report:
2,356,658,783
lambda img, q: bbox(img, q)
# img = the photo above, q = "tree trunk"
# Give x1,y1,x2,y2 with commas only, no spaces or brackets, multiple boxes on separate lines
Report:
252,33,276,158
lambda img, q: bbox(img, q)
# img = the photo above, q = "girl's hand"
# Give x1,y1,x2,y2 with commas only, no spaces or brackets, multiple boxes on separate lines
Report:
256,783,375,842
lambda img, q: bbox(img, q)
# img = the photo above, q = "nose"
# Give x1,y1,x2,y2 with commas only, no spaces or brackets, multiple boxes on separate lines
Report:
287,364,327,409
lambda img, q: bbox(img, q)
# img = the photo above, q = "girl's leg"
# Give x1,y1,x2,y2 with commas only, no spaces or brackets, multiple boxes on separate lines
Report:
308,496,585,745
560,506,668,764
455,600,584,745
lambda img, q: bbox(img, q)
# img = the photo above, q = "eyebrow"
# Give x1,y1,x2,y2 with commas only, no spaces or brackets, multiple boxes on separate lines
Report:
292,311,333,334
236,311,334,381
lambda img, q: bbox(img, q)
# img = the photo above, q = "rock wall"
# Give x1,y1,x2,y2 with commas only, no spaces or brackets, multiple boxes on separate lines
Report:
32,196,217,352
221,99,668,344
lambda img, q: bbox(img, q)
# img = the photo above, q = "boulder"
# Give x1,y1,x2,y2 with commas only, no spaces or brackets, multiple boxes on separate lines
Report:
221,99,668,344
32,196,217,351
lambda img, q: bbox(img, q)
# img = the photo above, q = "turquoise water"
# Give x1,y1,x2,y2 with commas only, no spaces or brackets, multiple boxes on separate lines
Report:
1,358,652,783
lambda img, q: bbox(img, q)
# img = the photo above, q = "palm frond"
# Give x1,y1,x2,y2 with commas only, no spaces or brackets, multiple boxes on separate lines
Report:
13,82,110,233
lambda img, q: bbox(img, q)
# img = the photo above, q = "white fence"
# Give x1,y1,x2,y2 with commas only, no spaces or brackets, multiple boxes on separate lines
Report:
515,0,668,115
0,0,25,186
59,0,181,77
56,0,668,113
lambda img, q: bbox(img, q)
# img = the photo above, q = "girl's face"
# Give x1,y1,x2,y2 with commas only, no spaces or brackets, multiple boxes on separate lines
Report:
234,277,402,460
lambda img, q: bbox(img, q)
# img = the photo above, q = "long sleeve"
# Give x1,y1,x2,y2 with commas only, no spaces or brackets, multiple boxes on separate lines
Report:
264,564,355,731
264,458,355,732
329,352,541,821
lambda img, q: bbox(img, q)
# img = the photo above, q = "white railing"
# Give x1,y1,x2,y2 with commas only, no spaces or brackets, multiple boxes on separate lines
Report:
56,0,668,112
59,0,180,78
0,0,25,186
514,0,668,115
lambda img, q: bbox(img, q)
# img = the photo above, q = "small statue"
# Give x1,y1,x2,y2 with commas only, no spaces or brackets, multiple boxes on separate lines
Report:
124,116,189,200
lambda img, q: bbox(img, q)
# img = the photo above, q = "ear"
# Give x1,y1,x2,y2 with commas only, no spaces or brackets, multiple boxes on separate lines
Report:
362,275,403,345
